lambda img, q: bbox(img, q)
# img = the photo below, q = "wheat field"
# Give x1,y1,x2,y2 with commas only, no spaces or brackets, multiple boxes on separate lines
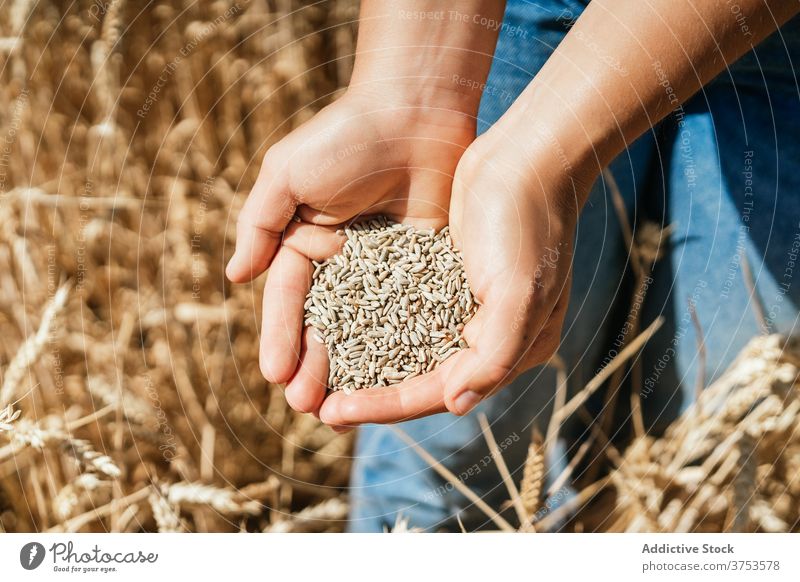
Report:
0,0,797,534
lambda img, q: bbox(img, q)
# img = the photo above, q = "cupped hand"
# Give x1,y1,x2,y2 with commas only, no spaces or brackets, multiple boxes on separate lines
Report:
319,124,591,426
226,89,477,413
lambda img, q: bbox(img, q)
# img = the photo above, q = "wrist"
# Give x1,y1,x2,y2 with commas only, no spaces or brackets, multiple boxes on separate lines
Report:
510,101,602,185
346,69,486,117
348,2,505,116
480,104,602,215
341,82,480,141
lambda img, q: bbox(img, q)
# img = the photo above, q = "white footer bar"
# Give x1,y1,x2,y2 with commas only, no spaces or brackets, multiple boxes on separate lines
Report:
1,533,797,581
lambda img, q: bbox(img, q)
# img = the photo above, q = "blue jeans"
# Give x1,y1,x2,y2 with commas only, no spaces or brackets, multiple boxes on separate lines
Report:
348,0,800,532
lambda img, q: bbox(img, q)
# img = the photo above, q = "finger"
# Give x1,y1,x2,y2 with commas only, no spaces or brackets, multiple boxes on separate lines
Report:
284,327,329,415
226,153,296,283
443,287,563,416
259,246,312,384
442,284,529,416
318,364,451,426
281,221,345,262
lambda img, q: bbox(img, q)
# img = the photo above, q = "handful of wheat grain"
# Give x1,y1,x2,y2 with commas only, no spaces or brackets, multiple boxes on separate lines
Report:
304,217,477,393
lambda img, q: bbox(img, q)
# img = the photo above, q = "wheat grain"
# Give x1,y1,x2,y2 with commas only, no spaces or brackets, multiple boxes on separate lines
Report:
305,217,476,392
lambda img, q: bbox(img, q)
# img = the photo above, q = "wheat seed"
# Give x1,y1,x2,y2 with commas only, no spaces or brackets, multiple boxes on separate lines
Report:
304,217,477,393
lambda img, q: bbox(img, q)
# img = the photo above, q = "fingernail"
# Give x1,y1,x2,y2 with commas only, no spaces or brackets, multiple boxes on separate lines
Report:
453,390,481,415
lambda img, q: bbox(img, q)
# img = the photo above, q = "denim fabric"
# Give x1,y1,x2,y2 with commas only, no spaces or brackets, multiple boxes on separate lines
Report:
348,0,800,532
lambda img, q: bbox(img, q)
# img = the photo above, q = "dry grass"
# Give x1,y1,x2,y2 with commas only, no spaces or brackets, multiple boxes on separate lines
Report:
0,0,358,533
591,333,800,533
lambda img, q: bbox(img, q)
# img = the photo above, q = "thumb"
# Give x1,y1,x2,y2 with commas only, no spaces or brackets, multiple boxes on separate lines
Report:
226,151,296,283
443,281,566,416
443,348,515,416
442,292,526,416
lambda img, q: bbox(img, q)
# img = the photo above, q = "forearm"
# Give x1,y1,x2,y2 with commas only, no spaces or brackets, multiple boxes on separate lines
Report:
501,0,799,198
348,1,506,114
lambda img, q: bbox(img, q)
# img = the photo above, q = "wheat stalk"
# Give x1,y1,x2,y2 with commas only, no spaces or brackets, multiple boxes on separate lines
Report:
149,490,183,532
385,513,422,533
263,497,348,533
594,333,800,533
9,0,35,38
62,438,122,479
478,413,528,526
53,474,111,521
166,482,261,515
519,428,544,529
0,282,70,407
